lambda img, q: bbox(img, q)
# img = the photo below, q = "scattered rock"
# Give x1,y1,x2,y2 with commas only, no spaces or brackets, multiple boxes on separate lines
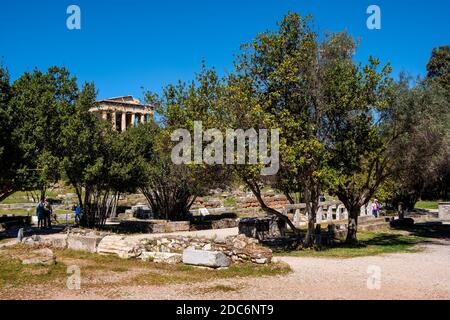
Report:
43,236,68,249
21,248,56,265
22,235,42,246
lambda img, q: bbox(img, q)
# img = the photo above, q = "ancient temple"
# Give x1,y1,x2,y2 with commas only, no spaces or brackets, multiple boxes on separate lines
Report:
89,96,153,132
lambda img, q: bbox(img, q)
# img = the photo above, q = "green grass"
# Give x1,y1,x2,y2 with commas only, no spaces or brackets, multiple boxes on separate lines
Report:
0,208,74,217
0,246,67,290
274,228,432,258
0,209,33,216
415,201,440,210
223,197,237,207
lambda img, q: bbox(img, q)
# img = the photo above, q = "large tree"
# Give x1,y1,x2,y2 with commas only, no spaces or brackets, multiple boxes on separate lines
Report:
9,67,78,198
0,65,19,201
60,83,145,227
142,65,232,221
222,13,332,244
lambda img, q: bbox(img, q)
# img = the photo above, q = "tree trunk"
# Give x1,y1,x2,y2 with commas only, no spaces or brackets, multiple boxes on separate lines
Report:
345,206,360,244
304,218,315,247
0,189,15,203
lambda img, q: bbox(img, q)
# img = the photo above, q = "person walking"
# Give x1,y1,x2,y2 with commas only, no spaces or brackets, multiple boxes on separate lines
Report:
372,199,381,218
36,197,45,229
44,198,53,229
74,204,81,225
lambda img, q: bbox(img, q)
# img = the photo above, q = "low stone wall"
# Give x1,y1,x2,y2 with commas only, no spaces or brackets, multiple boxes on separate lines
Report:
140,234,272,264
238,193,288,209
439,202,450,221
20,231,272,265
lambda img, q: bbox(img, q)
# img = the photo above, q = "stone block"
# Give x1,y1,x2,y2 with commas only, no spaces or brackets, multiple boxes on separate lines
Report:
182,249,231,268
166,221,190,232
97,235,142,259
43,235,68,249
67,235,103,253
439,203,450,221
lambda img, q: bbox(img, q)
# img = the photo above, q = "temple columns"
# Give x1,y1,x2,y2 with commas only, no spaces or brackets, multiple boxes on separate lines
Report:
131,113,136,127
111,112,117,131
121,112,127,132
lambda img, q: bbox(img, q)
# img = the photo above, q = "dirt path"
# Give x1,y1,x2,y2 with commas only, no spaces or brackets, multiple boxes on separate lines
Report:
40,240,450,300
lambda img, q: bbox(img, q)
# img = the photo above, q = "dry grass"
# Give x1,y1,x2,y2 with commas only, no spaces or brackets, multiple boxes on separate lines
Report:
0,244,291,299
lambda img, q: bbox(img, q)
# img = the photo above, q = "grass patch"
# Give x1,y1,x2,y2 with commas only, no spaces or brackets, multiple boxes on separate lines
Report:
415,201,440,210
0,246,67,290
0,209,33,216
0,244,291,296
128,261,291,286
199,284,242,294
274,228,432,258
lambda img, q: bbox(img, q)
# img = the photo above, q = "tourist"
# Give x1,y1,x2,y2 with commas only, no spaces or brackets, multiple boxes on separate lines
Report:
36,197,45,229
372,199,381,218
74,204,81,225
44,198,53,229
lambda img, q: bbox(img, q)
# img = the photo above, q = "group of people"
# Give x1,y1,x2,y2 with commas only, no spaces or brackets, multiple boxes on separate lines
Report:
35,196,54,229
371,199,382,218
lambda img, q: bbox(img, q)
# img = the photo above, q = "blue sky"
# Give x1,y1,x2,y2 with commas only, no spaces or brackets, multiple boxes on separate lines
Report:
0,0,449,100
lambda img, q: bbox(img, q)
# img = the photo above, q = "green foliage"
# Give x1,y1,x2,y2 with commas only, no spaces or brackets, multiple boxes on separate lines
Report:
142,66,232,220
0,65,18,201
8,67,79,196
380,46,450,209
426,45,450,90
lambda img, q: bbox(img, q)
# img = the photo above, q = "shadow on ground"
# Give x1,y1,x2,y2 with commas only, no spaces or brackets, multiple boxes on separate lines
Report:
265,222,450,254
392,222,450,241
0,225,67,241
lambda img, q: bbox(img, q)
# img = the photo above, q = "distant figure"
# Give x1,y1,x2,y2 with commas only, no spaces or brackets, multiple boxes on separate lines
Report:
372,199,381,218
74,204,81,225
36,197,46,229
319,195,326,202
44,198,53,229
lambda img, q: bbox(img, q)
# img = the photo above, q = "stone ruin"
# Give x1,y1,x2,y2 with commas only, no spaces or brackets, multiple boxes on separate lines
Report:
19,229,273,268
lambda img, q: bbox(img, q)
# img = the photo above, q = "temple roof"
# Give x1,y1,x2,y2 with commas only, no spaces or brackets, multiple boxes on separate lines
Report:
95,96,152,110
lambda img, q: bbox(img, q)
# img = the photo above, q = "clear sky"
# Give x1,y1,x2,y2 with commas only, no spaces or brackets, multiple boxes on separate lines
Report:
0,0,449,100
